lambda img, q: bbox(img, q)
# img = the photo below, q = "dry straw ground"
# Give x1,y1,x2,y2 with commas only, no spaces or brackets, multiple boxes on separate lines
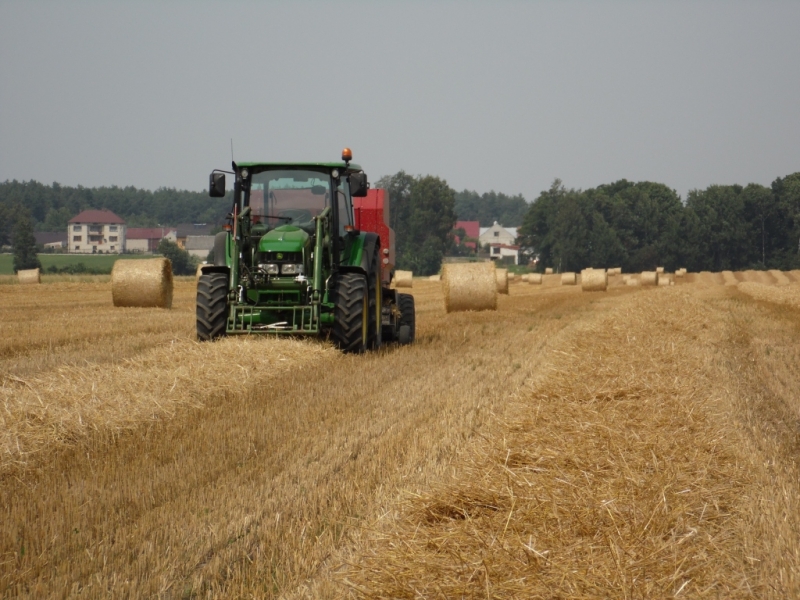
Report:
1,272,800,597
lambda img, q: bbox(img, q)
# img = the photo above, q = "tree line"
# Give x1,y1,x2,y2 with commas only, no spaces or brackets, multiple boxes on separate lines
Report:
0,180,229,247
519,172,800,273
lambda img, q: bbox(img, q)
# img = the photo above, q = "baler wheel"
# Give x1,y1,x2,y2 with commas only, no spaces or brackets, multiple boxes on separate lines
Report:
196,273,228,341
397,293,415,344
330,273,369,353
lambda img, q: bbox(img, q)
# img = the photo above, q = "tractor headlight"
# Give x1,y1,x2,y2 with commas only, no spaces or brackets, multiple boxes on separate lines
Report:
281,263,304,275
259,263,279,275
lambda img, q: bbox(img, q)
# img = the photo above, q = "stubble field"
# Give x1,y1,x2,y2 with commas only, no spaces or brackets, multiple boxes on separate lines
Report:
2,271,800,598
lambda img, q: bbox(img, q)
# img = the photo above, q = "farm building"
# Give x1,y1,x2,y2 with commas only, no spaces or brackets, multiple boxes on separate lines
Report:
68,209,126,254
35,232,67,250
184,235,215,258
488,243,521,264
126,228,177,253
175,223,216,249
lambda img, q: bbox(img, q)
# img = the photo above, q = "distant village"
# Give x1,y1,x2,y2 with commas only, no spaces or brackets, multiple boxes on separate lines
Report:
32,209,523,265
33,209,216,259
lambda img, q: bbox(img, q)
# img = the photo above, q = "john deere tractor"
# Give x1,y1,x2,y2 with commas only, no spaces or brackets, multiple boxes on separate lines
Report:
196,149,415,352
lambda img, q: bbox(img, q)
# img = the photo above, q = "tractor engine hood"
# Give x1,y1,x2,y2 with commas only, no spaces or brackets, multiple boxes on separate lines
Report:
257,225,310,253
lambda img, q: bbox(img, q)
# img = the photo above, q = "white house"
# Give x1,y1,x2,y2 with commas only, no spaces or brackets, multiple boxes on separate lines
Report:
68,209,126,254
478,221,518,247
488,243,520,264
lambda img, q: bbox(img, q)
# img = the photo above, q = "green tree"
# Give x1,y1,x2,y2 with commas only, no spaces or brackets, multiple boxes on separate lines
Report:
12,212,42,272
454,189,528,226
375,172,456,275
157,238,195,275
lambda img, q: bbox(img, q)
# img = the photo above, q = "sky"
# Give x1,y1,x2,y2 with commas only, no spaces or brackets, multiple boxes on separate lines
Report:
1,1,798,202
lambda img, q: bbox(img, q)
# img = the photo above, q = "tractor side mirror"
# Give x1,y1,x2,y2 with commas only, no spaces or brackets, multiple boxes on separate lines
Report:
350,172,369,197
209,172,226,197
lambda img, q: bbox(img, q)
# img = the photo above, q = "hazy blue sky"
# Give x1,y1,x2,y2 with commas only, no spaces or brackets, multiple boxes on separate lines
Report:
1,1,798,201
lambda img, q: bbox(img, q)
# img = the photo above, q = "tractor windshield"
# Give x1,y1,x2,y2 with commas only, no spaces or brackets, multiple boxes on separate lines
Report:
249,169,331,233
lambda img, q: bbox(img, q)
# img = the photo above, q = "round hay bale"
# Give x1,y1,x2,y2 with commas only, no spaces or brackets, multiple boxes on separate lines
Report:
528,273,542,284
428,274,441,281
626,277,641,286
508,272,516,281
17,268,41,284
581,269,608,292
521,274,529,282
394,270,413,288
561,272,577,285
496,268,509,294
545,268,553,275
441,262,497,313
656,266,664,274
658,273,671,286
111,258,173,308
675,268,686,277
641,271,659,286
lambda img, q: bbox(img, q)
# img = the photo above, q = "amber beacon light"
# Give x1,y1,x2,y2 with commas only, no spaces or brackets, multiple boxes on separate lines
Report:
342,147,353,163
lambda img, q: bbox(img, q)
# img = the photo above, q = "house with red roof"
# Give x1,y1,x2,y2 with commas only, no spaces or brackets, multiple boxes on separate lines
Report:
68,209,126,254
126,228,178,253
454,220,480,250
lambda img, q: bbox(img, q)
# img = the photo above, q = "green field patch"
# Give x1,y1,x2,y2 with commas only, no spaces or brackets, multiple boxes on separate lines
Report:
0,253,155,275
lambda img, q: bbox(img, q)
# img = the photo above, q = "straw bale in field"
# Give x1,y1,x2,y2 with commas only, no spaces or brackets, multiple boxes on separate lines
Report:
561,272,576,285
641,271,658,286
581,268,607,291
545,267,553,275
111,258,173,308
607,267,621,276
769,269,791,285
656,266,664,274
626,277,641,286
441,262,497,312
658,273,671,286
495,268,509,294
521,274,529,282
528,273,542,284
428,274,441,281
507,272,516,281
395,270,413,288
17,268,41,284
675,268,686,277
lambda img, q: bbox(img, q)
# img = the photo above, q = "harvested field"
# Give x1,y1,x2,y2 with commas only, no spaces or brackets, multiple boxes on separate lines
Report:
2,274,800,597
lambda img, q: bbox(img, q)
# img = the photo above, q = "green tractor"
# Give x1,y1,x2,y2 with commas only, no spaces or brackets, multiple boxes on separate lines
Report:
196,149,415,352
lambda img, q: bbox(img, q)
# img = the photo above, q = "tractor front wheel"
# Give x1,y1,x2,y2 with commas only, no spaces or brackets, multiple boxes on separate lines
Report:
330,273,369,353
197,272,228,341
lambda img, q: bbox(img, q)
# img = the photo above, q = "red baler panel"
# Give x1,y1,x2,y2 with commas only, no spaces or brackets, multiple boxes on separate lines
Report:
353,189,395,284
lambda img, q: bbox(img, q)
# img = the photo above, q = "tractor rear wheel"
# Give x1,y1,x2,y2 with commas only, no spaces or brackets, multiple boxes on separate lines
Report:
330,272,369,353
197,272,228,341
397,292,415,344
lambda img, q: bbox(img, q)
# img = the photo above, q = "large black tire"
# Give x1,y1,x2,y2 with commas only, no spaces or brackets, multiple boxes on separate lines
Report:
367,247,382,350
213,231,228,267
197,272,228,341
330,272,369,353
397,292,415,344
